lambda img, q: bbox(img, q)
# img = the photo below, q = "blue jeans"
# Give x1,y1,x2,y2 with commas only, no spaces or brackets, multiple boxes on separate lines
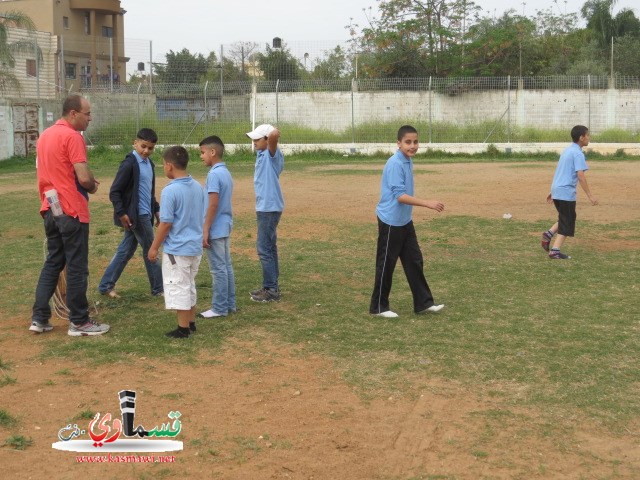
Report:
98,214,163,295
256,211,281,290
205,237,236,314
32,211,90,326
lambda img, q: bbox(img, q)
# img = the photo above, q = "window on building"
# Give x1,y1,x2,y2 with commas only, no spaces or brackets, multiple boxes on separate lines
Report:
84,12,90,35
26,59,37,77
102,26,113,38
65,62,77,79
63,16,69,29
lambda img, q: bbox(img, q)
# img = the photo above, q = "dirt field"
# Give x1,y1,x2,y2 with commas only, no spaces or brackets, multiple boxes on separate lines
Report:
1,161,639,479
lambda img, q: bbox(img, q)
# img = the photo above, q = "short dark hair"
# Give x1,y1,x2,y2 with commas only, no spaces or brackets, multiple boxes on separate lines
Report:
62,95,84,116
199,135,225,157
163,146,189,170
570,125,589,142
397,124,418,141
137,128,158,143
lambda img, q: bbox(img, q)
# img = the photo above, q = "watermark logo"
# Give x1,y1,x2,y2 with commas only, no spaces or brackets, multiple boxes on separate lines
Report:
52,390,183,453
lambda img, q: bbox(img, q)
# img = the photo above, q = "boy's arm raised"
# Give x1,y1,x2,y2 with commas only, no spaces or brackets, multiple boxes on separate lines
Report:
267,128,280,156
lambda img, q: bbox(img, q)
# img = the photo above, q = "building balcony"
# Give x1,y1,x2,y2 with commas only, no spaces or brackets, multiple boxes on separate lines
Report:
69,0,121,14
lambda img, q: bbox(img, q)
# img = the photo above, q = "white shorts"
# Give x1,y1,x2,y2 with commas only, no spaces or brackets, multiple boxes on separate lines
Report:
162,253,201,310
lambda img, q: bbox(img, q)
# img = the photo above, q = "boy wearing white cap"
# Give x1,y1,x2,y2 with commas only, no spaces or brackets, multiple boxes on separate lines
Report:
246,124,284,302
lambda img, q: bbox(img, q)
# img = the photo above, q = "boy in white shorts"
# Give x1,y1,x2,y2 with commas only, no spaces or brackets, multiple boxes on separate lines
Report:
148,146,205,338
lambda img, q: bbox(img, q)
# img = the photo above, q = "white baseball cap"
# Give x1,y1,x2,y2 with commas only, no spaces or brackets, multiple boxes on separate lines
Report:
246,124,275,140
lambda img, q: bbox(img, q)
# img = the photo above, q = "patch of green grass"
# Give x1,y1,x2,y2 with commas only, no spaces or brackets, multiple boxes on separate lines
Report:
55,368,73,376
73,410,96,421
0,410,18,428
4,434,33,450
0,376,17,387
0,358,12,370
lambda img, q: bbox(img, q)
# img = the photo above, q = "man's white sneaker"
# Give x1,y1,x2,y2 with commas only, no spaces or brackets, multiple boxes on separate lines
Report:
374,310,399,318
418,304,445,314
198,309,225,318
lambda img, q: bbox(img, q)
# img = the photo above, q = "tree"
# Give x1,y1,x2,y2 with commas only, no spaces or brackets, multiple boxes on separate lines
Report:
0,11,38,93
255,43,302,81
348,0,483,77
581,0,640,50
311,46,350,79
612,35,640,75
226,41,259,79
153,48,209,85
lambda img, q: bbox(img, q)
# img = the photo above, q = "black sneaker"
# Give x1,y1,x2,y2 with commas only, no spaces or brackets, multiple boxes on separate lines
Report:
189,322,196,333
549,250,571,259
541,231,553,252
250,287,266,296
165,327,190,338
250,288,281,302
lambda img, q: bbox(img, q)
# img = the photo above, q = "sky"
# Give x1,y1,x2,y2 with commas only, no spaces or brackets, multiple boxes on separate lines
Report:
121,0,638,65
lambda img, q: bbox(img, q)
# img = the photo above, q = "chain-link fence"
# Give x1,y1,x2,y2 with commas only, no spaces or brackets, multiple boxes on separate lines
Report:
2,31,640,152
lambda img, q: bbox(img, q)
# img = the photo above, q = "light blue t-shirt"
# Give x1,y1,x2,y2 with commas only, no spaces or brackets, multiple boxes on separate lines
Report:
159,176,205,256
551,143,589,201
133,150,153,216
254,147,284,212
376,149,414,227
205,162,233,239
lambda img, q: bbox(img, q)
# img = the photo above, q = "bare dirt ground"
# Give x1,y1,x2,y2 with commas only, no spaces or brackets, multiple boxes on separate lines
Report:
1,161,639,479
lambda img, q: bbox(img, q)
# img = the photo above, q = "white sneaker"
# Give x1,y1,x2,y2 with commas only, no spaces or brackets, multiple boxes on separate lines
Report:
198,309,225,318
418,304,445,314
373,310,398,318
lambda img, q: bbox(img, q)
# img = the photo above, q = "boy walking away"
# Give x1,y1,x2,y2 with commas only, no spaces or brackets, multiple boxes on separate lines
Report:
148,147,205,339
99,128,163,298
369,125,445,319
541,125,599,259
198,135,236,318
246,124,284,303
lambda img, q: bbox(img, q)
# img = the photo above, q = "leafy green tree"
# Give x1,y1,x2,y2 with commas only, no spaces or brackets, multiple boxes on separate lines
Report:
153,48,209,84
581,0,640,50
0,11,38,93
255,43,301,81
612,35,640,75
350,0,482,77
311,46,349,79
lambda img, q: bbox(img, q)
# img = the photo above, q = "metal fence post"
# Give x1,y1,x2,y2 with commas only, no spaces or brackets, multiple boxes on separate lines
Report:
507,75,511,144
588,74,591,130
275,79,280,125
351,78,356,149
149,40,153,95
204,80,209,121
109,37,113,93
136,82,142,133
428,76,432,144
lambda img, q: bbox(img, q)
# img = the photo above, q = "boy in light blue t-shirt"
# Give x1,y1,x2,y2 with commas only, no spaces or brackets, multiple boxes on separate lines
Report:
369,125,445,319
198,135,236,318
148,146,205,338
246,124,284,303
541,125,599,260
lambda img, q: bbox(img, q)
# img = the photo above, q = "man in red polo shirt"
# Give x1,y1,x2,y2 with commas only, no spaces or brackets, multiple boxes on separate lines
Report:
30,95,110,336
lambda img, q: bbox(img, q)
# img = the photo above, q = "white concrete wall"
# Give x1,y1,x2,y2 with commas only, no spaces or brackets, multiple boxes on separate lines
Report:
252,89,640,135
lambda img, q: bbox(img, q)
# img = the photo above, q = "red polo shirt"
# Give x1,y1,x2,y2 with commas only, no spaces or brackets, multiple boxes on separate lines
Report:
36,119,90,223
